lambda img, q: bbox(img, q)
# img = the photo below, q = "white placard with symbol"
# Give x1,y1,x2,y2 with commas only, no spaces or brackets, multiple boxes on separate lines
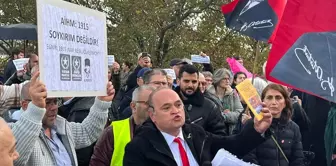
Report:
163,69,176,80
37,0,107,97
107,55,115,66
191,55,211,64
13,58,30,71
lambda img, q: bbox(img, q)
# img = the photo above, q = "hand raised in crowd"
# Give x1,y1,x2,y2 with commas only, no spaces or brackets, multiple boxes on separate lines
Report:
200,51,207,57
16,63,28,77
242,113,252,124
254,103,273,134
293,96,302,106
16,69,26,77
225,85,233,92
29,71,47,108
112,62,120,72
97,82,115,102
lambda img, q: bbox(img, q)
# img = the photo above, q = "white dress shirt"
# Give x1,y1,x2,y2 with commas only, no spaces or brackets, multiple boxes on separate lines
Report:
161,129,199,166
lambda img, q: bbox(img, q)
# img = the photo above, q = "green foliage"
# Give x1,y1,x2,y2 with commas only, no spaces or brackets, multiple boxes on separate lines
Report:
0,0,270,74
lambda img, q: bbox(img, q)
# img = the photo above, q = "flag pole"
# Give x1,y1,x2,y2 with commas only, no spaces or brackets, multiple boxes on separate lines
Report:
244,40,260,116
251,40,260,84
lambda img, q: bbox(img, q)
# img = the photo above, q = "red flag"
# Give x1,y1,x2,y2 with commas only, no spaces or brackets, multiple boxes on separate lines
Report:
267,1,336,102
221,0,286,43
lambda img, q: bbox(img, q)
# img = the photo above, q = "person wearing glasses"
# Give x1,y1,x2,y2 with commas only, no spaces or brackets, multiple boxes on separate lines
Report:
207,68,244,135
9,71,115,166
90,85,155,166
118,69,169,120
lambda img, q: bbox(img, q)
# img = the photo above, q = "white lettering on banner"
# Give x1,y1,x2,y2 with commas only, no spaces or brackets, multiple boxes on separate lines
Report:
240,19,274,32
294,45,335,96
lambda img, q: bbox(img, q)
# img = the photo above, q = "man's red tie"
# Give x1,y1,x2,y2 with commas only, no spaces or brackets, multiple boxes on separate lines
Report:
173,137,190,166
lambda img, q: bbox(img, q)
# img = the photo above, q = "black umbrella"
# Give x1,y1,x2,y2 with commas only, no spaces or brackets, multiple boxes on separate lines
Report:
0,23,37,40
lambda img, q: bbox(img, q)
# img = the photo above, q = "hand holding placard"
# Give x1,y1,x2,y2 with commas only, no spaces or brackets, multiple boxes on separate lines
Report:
98,81,115,102
29,71,47,108
254,103,273,134
13,58,29,71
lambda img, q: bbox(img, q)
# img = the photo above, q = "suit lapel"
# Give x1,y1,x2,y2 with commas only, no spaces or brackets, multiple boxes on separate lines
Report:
183,126,201,164
148,130,175,161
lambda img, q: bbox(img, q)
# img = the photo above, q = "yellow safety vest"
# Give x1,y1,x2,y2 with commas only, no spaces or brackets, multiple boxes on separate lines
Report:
110,118,131,166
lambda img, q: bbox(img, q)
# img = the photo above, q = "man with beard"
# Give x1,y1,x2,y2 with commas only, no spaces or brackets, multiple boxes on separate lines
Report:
175,64,227,136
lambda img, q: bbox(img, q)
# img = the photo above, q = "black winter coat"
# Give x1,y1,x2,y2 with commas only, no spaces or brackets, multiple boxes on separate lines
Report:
243,118,304,166
125,65,142,91
175,87,227,136
124,119,266,166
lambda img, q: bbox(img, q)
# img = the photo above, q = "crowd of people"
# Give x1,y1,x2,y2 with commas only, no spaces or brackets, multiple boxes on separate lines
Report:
0,50,334,166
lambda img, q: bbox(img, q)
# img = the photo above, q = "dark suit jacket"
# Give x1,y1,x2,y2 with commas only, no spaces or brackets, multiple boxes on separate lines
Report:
123,120,266,166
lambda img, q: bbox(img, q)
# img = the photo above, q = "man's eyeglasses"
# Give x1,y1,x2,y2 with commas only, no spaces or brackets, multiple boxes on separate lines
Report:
134,101,147,104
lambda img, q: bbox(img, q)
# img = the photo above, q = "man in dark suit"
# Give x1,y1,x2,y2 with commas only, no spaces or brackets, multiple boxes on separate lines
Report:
123,88,273,166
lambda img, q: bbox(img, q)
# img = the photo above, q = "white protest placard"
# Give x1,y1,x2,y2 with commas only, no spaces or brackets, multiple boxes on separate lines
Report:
37,0,107,97
13,58,29,71
163,69,176,80
191,54,211,64
107,55,115,66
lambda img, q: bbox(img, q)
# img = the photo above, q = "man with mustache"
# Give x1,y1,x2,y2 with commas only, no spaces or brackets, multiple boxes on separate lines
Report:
174,64,227,136
9,71,115,166
123,88,273,165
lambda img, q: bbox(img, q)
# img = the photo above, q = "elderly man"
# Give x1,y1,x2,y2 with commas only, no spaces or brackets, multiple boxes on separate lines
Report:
0,118,19,166
142,69,169,89
118,69,169,119
123,88,273,166
90,85,155,166
198,72,207,93
9,71,115,166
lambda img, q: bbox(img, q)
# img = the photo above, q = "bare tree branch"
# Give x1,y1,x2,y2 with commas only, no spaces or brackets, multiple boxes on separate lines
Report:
0,42,11,55
162,0,215,33
1,40,11,48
